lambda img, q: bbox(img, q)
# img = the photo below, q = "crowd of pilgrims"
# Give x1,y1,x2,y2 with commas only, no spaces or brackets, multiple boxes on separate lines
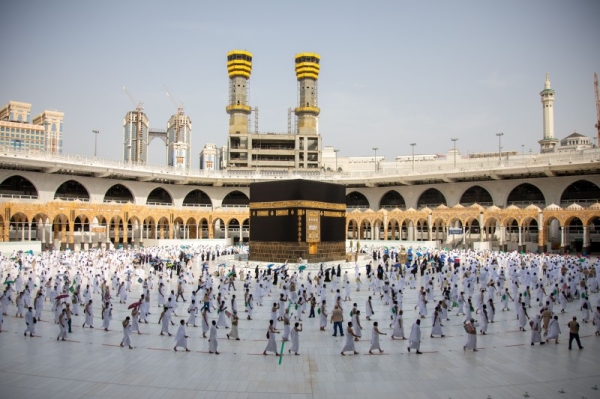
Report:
1,245,599,355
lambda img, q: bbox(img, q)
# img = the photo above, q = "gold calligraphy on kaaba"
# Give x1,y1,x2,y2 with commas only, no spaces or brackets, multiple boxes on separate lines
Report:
250,200,345,211
322,211,345,218
306,209,320,243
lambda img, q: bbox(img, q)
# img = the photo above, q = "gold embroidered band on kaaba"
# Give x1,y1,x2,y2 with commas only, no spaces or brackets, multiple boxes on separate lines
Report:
250,200,346,211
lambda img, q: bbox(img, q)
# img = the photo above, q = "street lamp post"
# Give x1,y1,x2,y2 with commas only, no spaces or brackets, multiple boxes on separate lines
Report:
372,147,378,172
410,143,416,171
521,144,524,158
334,148,339,172
92,130,99,157
451,138,458,168
496,132,504,165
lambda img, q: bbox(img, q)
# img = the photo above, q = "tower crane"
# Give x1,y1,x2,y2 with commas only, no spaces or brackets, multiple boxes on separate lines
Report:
121,85,144,112
164,85,184,114
595,72,600,145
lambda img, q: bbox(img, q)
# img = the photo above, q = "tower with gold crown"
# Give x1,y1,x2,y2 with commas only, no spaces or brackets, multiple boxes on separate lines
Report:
294,52,320,136
226,50,253,168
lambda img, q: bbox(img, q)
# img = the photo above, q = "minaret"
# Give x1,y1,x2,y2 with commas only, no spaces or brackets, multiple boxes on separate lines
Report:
294,53,320,135
226,50,252,168
538,73,558,153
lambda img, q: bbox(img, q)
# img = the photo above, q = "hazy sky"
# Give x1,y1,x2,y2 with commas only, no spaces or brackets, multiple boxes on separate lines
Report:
2,1,599,165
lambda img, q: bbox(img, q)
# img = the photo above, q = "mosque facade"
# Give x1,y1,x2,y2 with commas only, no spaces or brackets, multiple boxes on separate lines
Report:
0,56,599,255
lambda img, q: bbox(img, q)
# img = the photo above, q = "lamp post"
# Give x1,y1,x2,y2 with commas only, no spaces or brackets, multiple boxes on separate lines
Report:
496,132,504,165
334,148,339,172
521,144,524,158
451,138,458,168
372,147,378,172
410,143,416,171
92,130,99,157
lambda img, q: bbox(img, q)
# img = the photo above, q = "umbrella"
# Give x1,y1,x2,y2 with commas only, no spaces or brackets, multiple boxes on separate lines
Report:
4,280,14,285
393,263,400,268
128,301,142,309
267,264,274,269
56,294,69,300
218,263,226,267
298,265,307,271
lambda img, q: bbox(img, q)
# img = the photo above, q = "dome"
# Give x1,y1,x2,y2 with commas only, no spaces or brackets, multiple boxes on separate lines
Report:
544,203,562,211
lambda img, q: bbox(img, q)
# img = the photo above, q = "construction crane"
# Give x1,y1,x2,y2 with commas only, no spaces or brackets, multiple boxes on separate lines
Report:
595,72,600,145
121,85,143,112
164,85,184,114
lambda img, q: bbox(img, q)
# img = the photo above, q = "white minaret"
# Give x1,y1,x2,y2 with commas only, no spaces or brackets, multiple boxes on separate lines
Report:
538,73,558,153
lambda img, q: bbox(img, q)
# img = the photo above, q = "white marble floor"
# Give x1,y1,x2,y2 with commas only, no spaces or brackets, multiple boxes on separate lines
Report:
1,261,599,399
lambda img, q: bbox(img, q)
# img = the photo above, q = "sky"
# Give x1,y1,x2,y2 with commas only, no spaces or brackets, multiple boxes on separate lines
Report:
1,0,599,165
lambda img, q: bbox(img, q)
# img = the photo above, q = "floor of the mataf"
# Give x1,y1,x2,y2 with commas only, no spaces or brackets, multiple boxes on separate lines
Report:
1,258,598,399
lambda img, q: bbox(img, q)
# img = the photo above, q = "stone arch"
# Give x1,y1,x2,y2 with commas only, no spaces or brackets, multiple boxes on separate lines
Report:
199,217,209,239
460,185,493,206
503,216,520,247
415,217,429,241
564,215,584,253
560,180,600,206
143,216,157,239
54,180,90,201
506,183,545,208
483,216,500,244
0,175,38,199
183,189,213,208
386,218,401,240
347,219,359,240
9,212,29,241
173,217,185,239
521,216,539,248
359,218,371,240
346,191,370,209
213,218,225,239
372,217,384,240
157,216,170,239
104,184,134,204
228,218,241,242
127,215,142,245
431,217,446,243
185,217,198,239
222,190,249,207
417,188,446,208
147,187,173,206
30,213,50,243
109,216,124,245
588,216,600,253
51,213,70,249
379,190,406,210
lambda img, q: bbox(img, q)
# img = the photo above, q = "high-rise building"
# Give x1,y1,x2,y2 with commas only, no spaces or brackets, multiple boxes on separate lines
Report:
167,108,192,169
0,101,63,154
199,143,219,170
539,73,559,153
123,109,149,164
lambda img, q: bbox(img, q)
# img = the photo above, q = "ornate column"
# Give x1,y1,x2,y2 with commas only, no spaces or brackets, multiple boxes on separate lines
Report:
537,212,545,253
28,222,32,241
427,214,432,241
559,226,565,254
582,226,589,254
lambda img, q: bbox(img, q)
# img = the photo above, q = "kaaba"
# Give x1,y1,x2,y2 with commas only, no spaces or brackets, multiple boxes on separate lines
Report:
249,179,346,263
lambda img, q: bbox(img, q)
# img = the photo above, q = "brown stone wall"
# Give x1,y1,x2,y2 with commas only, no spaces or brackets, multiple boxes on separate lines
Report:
249,241,346,263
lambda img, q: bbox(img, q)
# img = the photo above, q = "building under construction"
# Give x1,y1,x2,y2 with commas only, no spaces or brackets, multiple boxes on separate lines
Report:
226,50,322,169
